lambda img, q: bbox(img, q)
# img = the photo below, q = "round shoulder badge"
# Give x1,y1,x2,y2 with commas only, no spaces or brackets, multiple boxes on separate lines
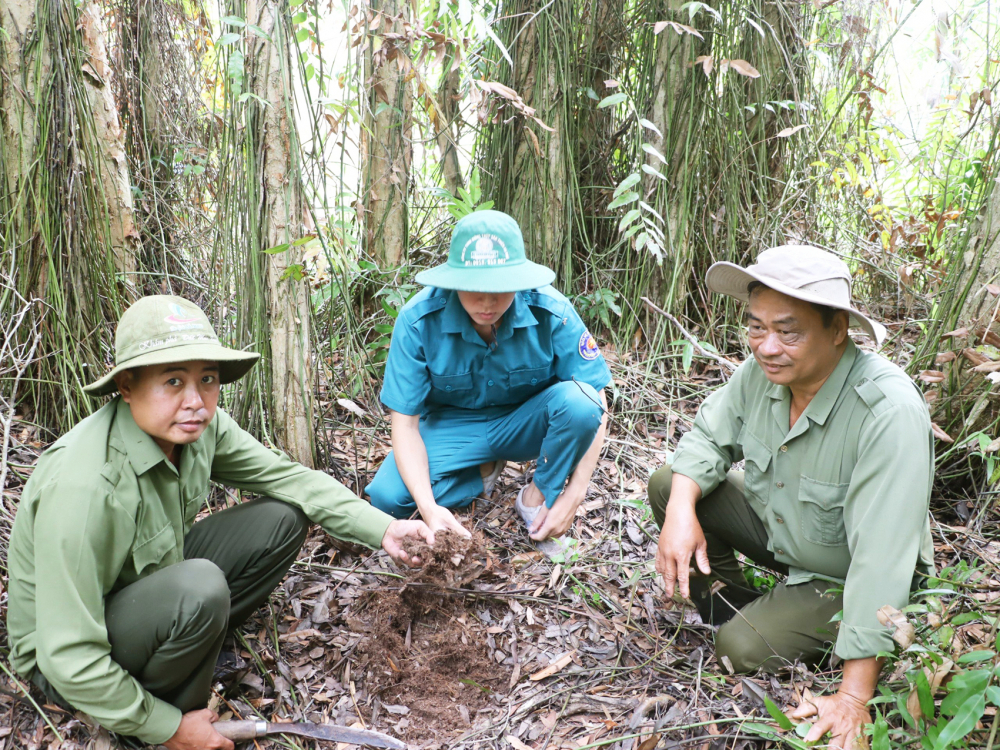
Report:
578,331,600,361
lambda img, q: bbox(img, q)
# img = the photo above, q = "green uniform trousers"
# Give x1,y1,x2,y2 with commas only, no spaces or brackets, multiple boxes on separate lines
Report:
648,465,843,673
36,497,308,714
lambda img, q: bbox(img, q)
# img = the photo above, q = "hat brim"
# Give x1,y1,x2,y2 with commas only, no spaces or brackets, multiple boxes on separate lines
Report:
706,261,887,345
83,343,261,397
415,260,555,293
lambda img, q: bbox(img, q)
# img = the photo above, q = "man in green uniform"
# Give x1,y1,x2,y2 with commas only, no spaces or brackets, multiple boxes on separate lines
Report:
650,246,934,749
7,296,433,750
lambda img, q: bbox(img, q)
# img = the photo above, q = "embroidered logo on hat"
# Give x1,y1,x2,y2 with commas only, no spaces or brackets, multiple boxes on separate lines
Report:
461,234,510,267
579,331,600,360
164,303,198,325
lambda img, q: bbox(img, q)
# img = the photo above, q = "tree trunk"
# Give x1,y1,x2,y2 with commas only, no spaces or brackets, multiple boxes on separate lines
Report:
1,0,138,433
246,0,315,467
362,0,412,268
435,58,463,197
487,0,572,281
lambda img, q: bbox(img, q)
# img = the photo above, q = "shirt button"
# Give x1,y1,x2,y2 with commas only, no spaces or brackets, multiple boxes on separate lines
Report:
488,379,494,386
531,378,538,385
776,548,785,556
445,385,453,391
776,516,784,524
776,481,784,489
780,445,788,452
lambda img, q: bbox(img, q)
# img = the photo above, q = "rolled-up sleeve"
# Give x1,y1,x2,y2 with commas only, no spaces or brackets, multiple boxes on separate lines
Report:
210,410,393,549
34,480,182,744
670,361,749,496
835,402,933,660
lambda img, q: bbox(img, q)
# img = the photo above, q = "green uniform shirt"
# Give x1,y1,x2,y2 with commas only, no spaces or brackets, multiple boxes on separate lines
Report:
671,340,935,660
7,397,393,744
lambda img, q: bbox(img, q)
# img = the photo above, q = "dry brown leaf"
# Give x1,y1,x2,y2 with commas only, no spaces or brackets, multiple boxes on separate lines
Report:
931,422,955,443
987,284,1000,296
941,327,970,339
529,650,576,681
963,348,991,366
695,55,713,76
906,687,923,721
917,370,946,383
637,734,662,750
337,398,367,417
776,124,810,138
653,20,669,34
505,736,534,750
876,605,916,648
725,58,761,78
936,351,957,364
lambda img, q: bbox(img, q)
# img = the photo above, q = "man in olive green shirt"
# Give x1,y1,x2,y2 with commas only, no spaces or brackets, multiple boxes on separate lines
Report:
7,296,432,750
650,246,934,750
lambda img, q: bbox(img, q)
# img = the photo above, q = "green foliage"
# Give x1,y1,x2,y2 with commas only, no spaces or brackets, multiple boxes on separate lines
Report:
440,169,494,221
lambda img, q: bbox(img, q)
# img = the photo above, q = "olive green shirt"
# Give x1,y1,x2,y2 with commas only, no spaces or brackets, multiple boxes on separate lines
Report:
7,397,393,744
671,340,935,660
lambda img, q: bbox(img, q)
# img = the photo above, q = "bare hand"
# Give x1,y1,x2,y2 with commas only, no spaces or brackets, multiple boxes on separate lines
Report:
529,491,581,541
422,505,472,538
382,519,436,566
789,690,872,750
163,709,234,750
655,498,710,599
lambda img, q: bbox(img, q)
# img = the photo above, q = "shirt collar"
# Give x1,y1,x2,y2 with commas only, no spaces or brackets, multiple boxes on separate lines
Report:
440,291,539,343
766,339,858,428
114,397,172,476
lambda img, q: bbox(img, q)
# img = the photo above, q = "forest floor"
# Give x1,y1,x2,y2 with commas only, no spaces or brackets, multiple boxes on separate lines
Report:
1,344,999,749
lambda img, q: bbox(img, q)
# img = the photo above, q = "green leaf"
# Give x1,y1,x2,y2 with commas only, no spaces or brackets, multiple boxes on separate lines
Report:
763,694,794,731
638,118,663,137
296,28,310,43
871,711,890,750
279,264,306,282
642,143,667,163
263,243,290,254
618,209,641,232
613,173,641,197
916,669,935,720
986,685,1000,706
608,191,639,210
641,163,666,180
597,92,628,109
956,650,995,663
221,15,246,27
682,341,694,374
933,693,986,750
218,33,241,46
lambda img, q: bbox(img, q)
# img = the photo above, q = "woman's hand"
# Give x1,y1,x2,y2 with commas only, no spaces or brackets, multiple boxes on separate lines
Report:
422,505,472,538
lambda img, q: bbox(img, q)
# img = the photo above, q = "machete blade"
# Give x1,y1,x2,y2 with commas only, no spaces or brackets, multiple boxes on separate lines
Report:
269,722,407,749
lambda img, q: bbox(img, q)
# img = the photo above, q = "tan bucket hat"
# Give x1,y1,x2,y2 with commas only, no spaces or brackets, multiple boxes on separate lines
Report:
706,245,886,345
84,295,260,397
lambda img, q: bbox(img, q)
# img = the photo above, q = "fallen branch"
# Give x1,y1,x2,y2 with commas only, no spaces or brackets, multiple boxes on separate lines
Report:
640,298,738,374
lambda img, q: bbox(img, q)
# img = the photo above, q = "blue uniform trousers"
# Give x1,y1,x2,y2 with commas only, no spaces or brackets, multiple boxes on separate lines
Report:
367,381,604,517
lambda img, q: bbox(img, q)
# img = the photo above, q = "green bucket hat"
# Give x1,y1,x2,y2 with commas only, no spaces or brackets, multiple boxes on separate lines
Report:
415,210,555,293
83,295,260,397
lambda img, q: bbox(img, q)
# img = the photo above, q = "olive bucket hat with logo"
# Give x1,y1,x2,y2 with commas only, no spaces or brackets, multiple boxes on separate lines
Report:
415,210,556,293
705,245,887,345
83,295,261,397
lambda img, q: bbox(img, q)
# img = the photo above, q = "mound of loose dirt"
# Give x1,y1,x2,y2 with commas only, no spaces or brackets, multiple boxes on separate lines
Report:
356,532,507,742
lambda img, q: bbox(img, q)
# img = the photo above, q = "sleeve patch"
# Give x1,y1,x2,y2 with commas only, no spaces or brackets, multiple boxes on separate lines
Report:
579,331,600,360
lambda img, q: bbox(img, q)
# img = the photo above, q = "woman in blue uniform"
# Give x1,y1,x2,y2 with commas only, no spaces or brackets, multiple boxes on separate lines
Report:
365,210,611,551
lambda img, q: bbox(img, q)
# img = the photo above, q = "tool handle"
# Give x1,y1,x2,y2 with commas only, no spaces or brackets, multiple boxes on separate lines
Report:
213,720,268,742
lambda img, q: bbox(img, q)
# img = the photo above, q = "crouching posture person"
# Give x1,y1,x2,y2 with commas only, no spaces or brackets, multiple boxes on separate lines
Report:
650,247,935,749
366,210,610,552
6,296,432,750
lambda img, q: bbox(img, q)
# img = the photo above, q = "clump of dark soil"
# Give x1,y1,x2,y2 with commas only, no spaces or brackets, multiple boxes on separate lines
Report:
356,532,508,742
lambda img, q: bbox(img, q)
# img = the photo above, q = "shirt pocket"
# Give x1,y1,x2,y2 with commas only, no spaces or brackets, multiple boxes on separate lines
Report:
509,366,553,398
430,371,474,394
739,427,772,505
131,524,178,577
799,476,849,547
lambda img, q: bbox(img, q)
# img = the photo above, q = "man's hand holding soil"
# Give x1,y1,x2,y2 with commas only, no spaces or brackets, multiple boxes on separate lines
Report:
382,519,436,566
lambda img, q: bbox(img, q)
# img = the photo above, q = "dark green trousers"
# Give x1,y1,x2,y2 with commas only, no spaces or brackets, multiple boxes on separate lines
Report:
37,497,308,713
648,465,843,673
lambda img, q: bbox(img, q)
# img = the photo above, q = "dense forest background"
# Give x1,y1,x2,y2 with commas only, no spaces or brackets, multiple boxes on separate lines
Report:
2,0,1000,748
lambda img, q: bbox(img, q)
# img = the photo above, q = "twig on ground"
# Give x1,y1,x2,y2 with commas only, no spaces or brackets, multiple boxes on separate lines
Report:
640,298,738,374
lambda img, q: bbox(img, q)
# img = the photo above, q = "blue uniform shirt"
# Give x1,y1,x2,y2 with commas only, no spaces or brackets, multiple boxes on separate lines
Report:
381,286,612,416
